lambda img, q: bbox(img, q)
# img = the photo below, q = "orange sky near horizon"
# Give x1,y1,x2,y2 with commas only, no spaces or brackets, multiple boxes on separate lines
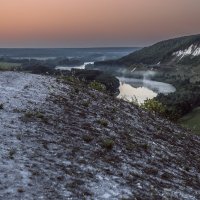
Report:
0,0,200,47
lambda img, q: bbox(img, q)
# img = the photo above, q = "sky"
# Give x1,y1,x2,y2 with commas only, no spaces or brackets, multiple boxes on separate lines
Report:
0,0,200,47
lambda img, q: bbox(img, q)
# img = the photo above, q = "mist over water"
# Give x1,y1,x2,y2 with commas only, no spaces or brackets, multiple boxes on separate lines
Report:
117,76,176,104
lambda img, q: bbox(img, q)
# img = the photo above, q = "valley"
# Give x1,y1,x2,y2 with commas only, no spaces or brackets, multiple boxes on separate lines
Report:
1,39,200,134
94,34,200,134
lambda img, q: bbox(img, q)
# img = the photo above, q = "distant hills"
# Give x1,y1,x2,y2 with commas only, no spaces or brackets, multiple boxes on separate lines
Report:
95,34,200,67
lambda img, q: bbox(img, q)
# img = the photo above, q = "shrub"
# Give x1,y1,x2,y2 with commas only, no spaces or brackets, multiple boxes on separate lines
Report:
83,135,94,143
97,119,108,127
24,112,34,118
0,103,4,109
82,101,90,108
9,148,16,159
24,111,48,123
102,139,115,150
88,81,106,92
62,76,80,84
16,134,22,140
17,188,25,193
140,99,166,115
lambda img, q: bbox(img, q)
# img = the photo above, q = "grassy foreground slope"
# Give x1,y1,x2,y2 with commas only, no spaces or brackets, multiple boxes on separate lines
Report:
0,71,200,199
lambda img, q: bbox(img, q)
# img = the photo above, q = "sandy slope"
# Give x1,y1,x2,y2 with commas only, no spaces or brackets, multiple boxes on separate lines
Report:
0,71,200,200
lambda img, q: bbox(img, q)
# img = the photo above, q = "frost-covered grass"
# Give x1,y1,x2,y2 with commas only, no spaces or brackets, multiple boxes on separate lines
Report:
0,71,200,200
0,71,53,199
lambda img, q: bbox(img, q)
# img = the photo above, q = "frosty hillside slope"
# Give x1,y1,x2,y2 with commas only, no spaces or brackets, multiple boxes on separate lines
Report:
0,71,200,199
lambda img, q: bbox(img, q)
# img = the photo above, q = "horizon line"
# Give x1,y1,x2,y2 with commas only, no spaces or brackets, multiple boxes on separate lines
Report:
0,46,143,49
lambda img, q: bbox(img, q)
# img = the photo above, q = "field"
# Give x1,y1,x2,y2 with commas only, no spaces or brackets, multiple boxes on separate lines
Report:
0,62,21,71
179,107,200,134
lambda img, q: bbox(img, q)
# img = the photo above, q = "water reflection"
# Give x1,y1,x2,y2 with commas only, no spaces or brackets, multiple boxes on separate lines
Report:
117,77,176,104
118,82,157,104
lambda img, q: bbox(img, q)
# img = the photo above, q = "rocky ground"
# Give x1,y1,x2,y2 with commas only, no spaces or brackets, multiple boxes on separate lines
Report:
0,71,200,200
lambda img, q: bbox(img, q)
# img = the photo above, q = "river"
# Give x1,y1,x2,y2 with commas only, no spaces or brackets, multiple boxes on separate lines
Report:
55,62,176,104
117,77,176,104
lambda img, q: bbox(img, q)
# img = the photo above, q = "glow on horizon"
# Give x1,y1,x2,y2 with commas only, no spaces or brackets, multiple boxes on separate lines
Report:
0,0,200,47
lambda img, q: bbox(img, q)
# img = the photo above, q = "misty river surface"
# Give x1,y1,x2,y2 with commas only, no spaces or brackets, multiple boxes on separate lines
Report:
117,77,176,104
54,62,176,104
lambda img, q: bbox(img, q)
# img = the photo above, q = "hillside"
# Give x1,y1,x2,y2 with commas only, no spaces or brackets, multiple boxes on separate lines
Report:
0,71,200,199
95,34,200,67
93,34,200,127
